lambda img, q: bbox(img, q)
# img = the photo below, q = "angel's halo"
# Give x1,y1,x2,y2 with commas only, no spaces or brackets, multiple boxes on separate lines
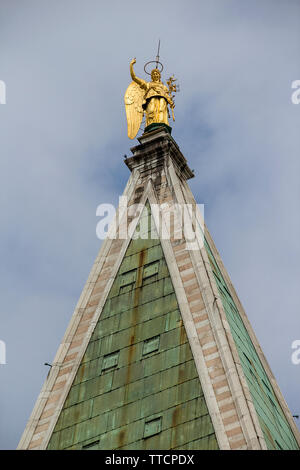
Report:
144,60,164,76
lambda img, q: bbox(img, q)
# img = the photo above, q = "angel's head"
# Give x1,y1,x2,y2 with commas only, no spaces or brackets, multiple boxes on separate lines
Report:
151,68,161,82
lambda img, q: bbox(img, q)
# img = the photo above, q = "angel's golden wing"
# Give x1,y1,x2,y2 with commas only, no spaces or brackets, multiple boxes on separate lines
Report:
124,81,144,139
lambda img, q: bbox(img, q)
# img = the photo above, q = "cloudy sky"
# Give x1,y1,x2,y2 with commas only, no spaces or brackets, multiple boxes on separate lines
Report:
0,0,299,449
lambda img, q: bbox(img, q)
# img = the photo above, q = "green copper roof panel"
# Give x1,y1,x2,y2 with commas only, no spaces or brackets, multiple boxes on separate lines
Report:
205,238,299,450
47,204,218,450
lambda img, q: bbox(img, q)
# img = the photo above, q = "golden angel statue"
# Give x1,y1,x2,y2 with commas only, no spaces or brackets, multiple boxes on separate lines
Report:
124,58,178,139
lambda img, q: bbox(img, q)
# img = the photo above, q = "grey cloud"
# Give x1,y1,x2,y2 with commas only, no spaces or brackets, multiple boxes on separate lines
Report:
0,0,299,449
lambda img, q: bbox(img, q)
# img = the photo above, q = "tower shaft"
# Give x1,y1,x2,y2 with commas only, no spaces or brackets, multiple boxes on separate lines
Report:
18,128,300,450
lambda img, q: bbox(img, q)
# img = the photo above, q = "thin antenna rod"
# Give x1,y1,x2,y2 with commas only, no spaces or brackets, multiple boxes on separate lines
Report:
155,39,160,68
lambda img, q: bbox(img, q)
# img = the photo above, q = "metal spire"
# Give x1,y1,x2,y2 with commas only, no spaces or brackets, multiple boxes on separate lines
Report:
155,39,160,69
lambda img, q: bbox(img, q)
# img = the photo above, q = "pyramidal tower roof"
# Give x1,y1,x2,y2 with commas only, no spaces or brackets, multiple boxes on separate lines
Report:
18,126,300,451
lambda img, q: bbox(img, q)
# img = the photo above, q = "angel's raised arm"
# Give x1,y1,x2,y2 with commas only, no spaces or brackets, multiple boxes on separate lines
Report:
130,58,147,90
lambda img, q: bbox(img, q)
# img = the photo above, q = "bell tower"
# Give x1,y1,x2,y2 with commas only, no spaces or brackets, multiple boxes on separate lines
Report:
18,54,300,450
